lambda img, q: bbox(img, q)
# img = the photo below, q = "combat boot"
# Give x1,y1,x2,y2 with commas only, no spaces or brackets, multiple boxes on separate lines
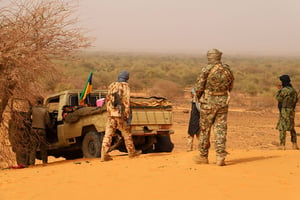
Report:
128,150,142,158
216,156,225,166
193,155,208,164
100,154,113,162
292,143,299,150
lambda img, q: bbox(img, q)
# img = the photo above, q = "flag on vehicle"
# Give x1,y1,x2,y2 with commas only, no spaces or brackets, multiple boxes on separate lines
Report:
79,70,93,106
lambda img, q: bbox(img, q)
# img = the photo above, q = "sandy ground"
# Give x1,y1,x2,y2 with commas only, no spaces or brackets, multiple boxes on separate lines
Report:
1,102,300,200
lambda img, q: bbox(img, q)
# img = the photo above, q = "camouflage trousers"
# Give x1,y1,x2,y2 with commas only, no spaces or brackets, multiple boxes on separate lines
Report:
101,117,136,157
198,107,228,158
279,128,297,146
31,128,48,164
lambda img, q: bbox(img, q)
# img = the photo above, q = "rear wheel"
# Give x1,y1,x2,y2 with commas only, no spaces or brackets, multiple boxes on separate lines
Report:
154,135,174,152
82,131,103,158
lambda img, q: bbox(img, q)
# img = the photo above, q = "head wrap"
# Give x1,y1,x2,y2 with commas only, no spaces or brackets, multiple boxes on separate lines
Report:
117,70,129,82
207,48,222,64
279,74,292,87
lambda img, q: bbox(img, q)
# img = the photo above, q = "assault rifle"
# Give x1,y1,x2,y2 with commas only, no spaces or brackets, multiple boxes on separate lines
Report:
113,91,131,125
113,91,125,119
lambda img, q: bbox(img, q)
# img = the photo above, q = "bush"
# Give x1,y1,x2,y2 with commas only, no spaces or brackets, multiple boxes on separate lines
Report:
148,79,183,100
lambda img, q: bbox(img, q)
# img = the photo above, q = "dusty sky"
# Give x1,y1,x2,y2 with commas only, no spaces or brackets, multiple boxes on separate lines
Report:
0,0,298,55
77,0,300,55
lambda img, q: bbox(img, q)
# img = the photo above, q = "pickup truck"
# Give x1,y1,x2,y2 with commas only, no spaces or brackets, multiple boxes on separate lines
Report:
42,89,174,160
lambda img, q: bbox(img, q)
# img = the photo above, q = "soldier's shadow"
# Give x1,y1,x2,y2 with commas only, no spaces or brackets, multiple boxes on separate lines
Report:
226,155,280,166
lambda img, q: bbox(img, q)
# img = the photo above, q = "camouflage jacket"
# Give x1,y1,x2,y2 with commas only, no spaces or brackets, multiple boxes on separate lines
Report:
106,81,130,119
194,63,234,107
276,86,298,109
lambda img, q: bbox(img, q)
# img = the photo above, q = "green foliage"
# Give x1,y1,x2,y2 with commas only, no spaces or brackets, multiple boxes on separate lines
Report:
52,52,300,98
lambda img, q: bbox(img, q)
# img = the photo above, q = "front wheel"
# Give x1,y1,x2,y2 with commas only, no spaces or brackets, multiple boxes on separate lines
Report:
82,131,103,158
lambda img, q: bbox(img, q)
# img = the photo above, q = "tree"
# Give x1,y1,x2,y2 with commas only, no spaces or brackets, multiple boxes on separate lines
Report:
0,0,91,167
0,0,91,122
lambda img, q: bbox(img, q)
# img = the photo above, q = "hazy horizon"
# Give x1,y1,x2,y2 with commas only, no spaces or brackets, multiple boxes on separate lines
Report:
77,0,300,56
1,0,299,56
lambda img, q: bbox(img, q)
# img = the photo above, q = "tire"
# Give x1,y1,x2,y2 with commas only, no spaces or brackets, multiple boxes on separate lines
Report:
82,131,103,158
154,135,174,152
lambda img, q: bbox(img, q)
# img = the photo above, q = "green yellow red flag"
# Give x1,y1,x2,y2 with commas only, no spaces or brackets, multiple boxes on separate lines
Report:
79,70,93,106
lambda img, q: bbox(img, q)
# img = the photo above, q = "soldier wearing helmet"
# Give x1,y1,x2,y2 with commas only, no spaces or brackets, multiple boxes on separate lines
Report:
193,49,234,166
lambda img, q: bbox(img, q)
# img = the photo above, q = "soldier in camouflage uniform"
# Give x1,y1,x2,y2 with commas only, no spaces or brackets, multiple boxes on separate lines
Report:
276,75,299,150
193,49,234,166
30,97,51,164
101,70,142,161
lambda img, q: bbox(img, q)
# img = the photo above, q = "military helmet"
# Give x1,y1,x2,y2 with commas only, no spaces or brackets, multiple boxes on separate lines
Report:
207,48,222,64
